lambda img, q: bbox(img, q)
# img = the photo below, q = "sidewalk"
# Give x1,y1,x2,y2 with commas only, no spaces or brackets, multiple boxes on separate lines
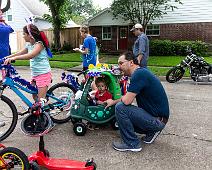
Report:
67,64,83,72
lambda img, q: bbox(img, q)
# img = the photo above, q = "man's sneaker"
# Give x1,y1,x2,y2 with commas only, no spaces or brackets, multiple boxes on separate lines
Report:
0,121,5,127
112,141,142,152
141,131,161,144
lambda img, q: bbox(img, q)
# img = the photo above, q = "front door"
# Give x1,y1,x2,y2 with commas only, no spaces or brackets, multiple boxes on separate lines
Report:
118,27,128,50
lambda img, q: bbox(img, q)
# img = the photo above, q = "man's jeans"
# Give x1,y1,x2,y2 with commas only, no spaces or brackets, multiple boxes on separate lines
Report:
115,102,165,147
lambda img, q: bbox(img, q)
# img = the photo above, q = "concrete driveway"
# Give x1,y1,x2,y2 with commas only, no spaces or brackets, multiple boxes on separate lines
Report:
1,67,212,170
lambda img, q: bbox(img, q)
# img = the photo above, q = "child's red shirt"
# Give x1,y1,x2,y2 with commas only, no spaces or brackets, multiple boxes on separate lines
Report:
95,90,112,102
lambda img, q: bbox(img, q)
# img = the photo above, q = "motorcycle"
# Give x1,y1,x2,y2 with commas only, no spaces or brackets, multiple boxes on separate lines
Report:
166,49,212,83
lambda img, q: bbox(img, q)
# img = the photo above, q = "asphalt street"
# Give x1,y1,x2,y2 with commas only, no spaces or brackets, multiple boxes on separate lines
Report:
1,67,212,170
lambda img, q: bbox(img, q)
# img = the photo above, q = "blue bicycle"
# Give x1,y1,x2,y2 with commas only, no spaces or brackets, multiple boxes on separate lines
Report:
0,59,76,141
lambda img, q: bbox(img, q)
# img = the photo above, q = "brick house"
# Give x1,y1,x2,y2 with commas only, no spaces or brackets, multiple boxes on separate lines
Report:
84,0,212,52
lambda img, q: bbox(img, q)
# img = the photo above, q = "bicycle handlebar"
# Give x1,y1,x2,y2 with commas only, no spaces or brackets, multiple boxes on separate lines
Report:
0,58,15,65
0,58,18,77
77,71,86,77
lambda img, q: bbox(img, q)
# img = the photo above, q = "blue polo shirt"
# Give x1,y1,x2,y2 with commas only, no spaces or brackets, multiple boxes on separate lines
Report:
128,67,170,119
133,33,149,67
0,24,14,59
82,35,96,67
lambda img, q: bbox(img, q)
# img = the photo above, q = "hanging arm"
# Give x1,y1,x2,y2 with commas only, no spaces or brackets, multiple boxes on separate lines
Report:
1,0,10,13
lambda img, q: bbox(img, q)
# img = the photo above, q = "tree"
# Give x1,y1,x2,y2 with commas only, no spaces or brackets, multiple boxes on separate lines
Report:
40,0,99,49
111,0,182,31
40,0,70,49
66,0,101,24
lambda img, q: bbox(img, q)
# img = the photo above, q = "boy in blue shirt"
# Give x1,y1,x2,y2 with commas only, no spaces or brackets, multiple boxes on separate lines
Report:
73,25,96,71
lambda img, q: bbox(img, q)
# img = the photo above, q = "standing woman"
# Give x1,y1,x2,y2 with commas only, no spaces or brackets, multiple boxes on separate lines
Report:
0,10,14,59
74,25,97,71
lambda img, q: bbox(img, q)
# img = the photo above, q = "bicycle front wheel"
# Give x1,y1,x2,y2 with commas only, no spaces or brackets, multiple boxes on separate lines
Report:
47,82,77,124
0,95,18,141
0,147,30,170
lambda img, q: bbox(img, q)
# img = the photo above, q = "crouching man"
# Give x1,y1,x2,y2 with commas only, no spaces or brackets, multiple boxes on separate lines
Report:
105,51,169,152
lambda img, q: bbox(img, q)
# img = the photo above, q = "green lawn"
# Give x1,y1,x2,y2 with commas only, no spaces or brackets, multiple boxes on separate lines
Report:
149,66,190,77
12,53,212,76
49,61,80,69
14,60,80,69
148,66,170,76
50,53,82,62
14,52,212,67
102,55,212,67
13,60,30,66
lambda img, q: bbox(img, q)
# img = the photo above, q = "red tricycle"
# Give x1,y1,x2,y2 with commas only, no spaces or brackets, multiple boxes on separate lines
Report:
28,136,96,170
0,144,30,169
20,101,96,170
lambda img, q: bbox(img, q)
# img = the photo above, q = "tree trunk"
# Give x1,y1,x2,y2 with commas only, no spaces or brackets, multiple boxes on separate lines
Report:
53,25,61,50
47,0,61,50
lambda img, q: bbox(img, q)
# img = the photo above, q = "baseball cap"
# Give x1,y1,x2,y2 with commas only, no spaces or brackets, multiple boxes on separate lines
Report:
130,23,143,31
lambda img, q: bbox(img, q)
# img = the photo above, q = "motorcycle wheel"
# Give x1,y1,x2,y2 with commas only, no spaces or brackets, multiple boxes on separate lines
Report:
166,67,185,83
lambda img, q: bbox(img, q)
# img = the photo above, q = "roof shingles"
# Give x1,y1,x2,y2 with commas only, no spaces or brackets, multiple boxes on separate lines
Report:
19,0,49,17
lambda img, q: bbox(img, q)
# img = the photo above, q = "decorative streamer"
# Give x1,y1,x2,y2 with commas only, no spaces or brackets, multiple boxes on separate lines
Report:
0,58,38,92
24,17,53,58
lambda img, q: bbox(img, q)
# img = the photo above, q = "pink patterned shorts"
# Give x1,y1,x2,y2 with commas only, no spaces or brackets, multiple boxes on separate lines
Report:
32,72,52,88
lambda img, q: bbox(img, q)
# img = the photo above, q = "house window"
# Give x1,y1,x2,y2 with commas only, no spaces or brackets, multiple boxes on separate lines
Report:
146,25,160,36
2,8,13,22
102,27,112,40
119,27,127,39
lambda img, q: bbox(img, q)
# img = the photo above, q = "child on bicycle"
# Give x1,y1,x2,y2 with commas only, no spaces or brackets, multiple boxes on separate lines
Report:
4,24,52,102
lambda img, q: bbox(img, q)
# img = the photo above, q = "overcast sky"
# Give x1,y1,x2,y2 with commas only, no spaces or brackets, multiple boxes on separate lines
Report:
1,0,112,10
92,0,113,9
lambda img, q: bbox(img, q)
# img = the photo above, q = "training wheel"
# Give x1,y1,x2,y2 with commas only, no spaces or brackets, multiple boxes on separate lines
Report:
85,158,97,170
30,161,39,170
111,119,119,130
73,122,87,136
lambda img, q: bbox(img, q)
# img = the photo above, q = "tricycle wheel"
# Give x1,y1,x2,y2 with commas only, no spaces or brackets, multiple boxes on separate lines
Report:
30,161,39,170
88,162,97,170
85,158,97,170
111,119,119,130
73,122,87,136
0,147,30,170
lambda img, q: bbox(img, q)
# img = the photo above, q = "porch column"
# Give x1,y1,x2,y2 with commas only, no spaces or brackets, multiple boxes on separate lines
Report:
116,26,119,50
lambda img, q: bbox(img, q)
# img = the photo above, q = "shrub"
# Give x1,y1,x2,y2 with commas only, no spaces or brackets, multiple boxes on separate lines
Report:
51,41,73,55
61,41,72,51
150,40,208,56
150,40,175,56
